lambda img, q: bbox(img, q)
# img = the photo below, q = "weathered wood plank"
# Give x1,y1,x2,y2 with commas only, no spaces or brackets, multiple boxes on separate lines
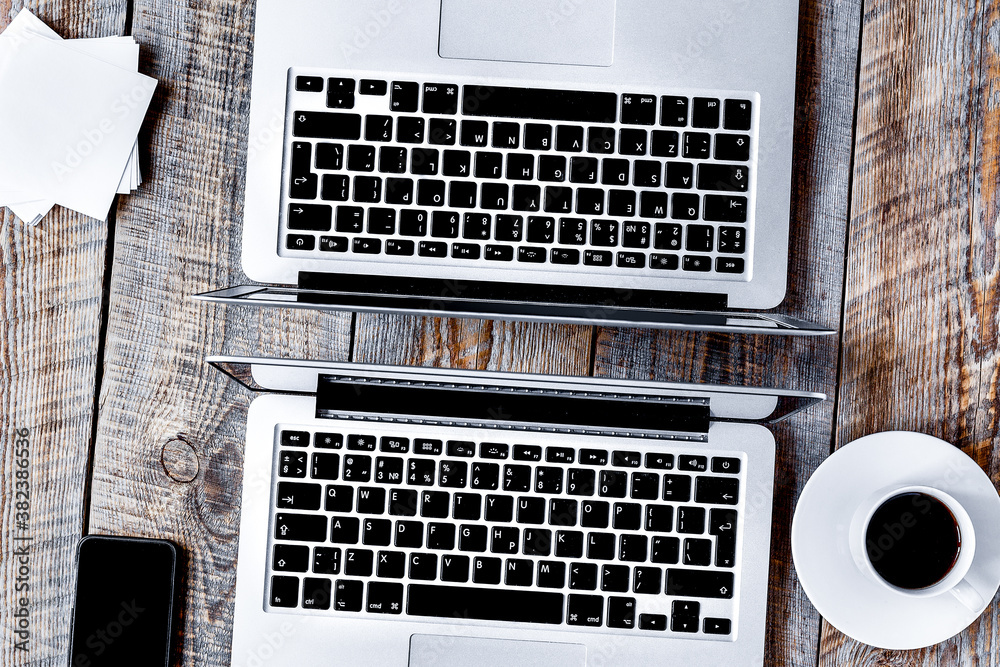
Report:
591,1,863,664
83,1,352,665
0,3,128,664
822,0,1000,664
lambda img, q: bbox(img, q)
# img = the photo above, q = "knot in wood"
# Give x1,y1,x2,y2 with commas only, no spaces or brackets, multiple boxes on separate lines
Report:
161,438,200,483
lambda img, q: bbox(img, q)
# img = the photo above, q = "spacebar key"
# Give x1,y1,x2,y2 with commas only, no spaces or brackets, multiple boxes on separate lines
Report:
407,584,564,624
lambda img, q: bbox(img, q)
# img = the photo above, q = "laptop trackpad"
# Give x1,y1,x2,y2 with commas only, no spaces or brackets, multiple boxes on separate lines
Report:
408,635,586,667
439,0,616,67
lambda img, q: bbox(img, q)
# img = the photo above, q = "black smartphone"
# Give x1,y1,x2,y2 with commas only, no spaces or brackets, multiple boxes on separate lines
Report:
68,536,179,667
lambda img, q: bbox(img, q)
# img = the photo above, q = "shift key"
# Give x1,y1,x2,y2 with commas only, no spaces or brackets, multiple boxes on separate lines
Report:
293,111,362,140
288,203,332,231
666,569,734,599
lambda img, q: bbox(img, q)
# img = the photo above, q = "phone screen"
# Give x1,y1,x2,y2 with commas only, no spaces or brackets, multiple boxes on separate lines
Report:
69,536,178,667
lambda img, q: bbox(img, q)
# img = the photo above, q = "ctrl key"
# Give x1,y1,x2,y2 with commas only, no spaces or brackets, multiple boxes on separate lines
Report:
334,579,364,612
566,594,603,627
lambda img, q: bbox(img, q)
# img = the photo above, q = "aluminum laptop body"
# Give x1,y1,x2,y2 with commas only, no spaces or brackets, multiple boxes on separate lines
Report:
215,356,825,666
199,0,830,335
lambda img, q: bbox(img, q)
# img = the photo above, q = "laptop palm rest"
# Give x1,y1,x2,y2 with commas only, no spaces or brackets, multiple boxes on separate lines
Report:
408,635,586,667
438,0,616,67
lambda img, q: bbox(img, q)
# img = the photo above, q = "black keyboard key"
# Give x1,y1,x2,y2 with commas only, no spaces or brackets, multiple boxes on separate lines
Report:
444,555,470,583
293,111,362,140
480,184,509,211
485,495,514,522
667,569,734,599
651,536,680,564
712,457,741,474
660,96,689,127
716,533,737,568
353,176,382,204
557,532,585,559
452,243,480,260
619,534,648,563
699,164,749,192
683,255,712,272
620,128,648,155
544,187,573,214
407,459,436,486
449,181,477,208
537,156,566,184
410,148,439,175
650,254,679,271
602,158,629,186
537,561,566,589
671,193,700,221
365,115,393,143
527,216,557,243
408,584,564,624
580,449,609,466
513,445,542,461
286,234,315,251
319,235,348,253
275,513,327,542
705,617,733,635
421,491,450,518
651,130,679,157
459,524,488,552
621,93,657,125
518,247,546,263
343,454,372,482
550,499,578,527
599,471,628,498
613,451,641,468
683,538,713,566
608,190,636,217
587,533,615,560
388,489,418,516
535,467,564,494
471,462,500,490
663,474,692,502
677,507,706,534
607,596,637,629
645,505,674,533
357,487,386,514
587,126,616,154
333,579,363,612
590,220,618,247
679,455,708,472
473,557,502,585
296,76,323,92
517,497,546,524
409,553,437,581
367,207,396,234
398,210,428,237
359,79,387,96
427,523,456,550
545,447,574,464
683,132,711,159
513,184,542,211
417,181,447,208
613,503,642,531
704,194,748,222
524,123,553,150
551,248,580,265
422,83,459,114
576,188,604,215
480,443,509,459
442,149,472,178
312,546,342,575
325,485,353,512
671,600,700,633
379,437,409,454
269,576,298,608
633,160,662,187
665,161,694,189
454,493,482,520
630,473,659,500
491,526,519,554
692,98,721,128
476,151,504,179
428,118,457,145
462,85,617,123
273,544,309,572
461,120,489,147
567,594,603,627
491,214,522,242
345,549,373,577
715,133,751,161
492,121,520,149
374,457,404,485
567,469,596,496
696,477,740,505
569,157,599,184
415,439,444,456
582,250,611,266
321,175,349,202
569,562,597,590
363,518,392,546
639,613,667,631
523,528,553,556
287,203,332,232
556,125,584,152
327,77,355,108
394,521,423,548
316,142,345,170
279,450,308,478
352,237,381,255
277,481,322,511
419,241,448,258
430,211,459,238
645,453,674,470
580,500,609,529
559,217,587,245
390,81,419,112
634,566,662,595
724,99,753,130
718,226,746,254
346,145,376,173
367,581,404,614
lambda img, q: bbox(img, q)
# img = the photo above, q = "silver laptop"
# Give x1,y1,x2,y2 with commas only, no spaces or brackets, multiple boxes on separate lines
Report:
214,356,824,666
197,0,830,335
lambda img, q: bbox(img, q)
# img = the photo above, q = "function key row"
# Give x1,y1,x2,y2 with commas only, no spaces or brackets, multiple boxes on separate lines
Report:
296,77,752,131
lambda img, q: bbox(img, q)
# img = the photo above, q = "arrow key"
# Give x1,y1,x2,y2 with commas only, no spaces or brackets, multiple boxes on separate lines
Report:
695,477,740,505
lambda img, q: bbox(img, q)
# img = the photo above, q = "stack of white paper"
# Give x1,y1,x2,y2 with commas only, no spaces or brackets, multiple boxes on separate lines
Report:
0,10,157,225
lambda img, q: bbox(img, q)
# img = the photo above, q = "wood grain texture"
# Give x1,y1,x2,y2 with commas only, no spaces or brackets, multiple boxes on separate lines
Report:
0,2,127,664
823,0,1000,664
592,1,863,664
83,1,352,664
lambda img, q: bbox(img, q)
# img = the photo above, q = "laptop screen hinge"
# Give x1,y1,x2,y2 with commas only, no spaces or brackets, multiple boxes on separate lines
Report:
314,374,711,438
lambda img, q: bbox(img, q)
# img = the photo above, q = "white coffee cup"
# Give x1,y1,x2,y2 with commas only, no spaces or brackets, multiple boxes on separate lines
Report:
848,485,986,611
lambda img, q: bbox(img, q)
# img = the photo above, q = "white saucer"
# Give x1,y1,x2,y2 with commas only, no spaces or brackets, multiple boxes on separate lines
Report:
792,431,1000,649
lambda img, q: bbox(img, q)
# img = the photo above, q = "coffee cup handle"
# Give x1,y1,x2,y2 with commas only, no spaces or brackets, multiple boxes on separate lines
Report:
950,579,985,612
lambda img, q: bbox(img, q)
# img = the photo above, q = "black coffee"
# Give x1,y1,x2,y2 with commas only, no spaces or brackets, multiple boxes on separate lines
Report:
864,492,961,589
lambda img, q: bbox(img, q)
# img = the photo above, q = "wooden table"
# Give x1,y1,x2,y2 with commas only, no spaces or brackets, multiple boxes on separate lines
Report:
1,0,998,664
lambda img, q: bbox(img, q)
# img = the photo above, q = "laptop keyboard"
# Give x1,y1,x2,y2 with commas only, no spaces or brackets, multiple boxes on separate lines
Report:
266,424,743,640
280,69,756,284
